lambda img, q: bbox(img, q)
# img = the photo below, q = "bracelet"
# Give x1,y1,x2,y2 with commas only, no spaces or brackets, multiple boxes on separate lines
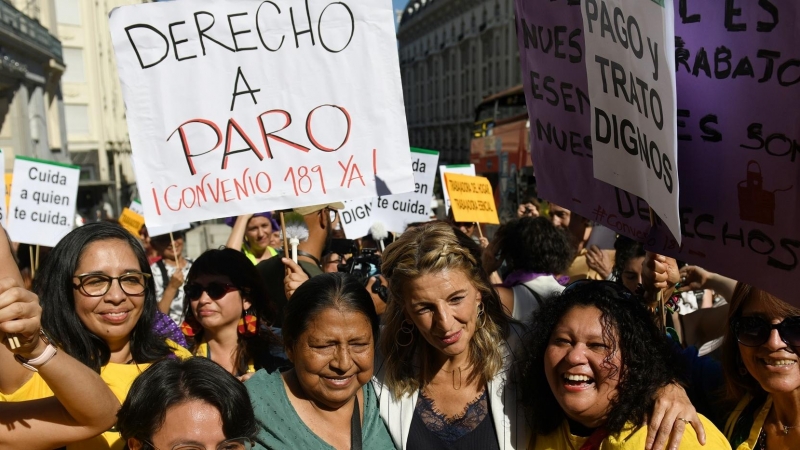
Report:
15,330,58,372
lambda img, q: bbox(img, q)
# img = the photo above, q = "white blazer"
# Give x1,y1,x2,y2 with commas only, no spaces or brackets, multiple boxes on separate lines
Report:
371,325,530,449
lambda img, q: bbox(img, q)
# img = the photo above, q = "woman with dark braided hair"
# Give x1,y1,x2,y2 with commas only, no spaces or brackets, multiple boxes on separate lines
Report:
521,280,729,450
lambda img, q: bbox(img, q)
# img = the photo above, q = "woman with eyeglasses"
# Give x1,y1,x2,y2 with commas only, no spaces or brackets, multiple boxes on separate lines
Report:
118,357,257,450
720,283,800,450
181,248,284,379
0,230,121,450
521,280,730,450
0,222,191,449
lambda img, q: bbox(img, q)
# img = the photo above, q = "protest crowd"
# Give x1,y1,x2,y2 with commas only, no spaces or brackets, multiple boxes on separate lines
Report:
0,0,797,449
1,199,795,450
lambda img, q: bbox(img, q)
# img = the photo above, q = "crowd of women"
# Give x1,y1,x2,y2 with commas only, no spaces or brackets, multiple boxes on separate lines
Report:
0,205,796,450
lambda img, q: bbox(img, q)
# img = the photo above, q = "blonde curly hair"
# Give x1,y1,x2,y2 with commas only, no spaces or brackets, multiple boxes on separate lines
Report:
380,222,510,398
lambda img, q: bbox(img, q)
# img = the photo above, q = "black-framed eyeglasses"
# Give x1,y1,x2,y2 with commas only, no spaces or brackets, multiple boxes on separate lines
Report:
72,272,151,297
143,437,255,450
731,316,800,347
184,282,239,301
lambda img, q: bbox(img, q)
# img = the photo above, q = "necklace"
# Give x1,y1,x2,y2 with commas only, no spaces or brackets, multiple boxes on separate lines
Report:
781,424,800,435
442,366,463,390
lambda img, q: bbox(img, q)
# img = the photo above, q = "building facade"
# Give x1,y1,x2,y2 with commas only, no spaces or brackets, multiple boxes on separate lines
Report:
54,0,145,220
0,0,68,170
397,0,521,164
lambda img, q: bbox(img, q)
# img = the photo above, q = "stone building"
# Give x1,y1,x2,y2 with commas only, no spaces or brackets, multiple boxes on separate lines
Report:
54,0,145,220
397,0,522,164
0,0,68,169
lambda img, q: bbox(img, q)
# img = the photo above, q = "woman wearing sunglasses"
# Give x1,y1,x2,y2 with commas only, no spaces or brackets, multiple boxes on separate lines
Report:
722,283,800,450
118,357,257,450
182,248,284,379
0,222,191,449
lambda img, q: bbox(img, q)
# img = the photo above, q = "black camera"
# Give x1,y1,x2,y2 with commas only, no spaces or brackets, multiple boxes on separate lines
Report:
328,239,383,286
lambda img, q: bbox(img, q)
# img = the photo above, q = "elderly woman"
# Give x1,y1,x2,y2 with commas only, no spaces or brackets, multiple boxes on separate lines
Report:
0,222,191,449
376,222,707,450
118,357,257,449
522,280,730,450
721,283,800,449
246,272,394,449
181,248,284,378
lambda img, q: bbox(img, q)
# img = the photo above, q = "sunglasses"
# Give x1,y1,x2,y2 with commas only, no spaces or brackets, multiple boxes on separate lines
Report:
731,316,800,347
184,282,239,301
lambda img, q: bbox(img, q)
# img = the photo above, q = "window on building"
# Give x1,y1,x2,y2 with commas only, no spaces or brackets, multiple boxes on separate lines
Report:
56,0,81,25
62,48,86,83
65,104,90,136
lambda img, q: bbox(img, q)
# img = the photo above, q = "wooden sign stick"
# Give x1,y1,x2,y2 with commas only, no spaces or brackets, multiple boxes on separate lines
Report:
476,223,484,239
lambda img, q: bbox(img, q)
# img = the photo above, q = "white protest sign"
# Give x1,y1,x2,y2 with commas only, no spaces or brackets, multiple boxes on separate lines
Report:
373,148,439,232
7,157,79,247
129,199,145,216
439,164,475,213
147,222,191,238
340,198,374,239
110,0,414,228
0,149,6,224
581,0,680,243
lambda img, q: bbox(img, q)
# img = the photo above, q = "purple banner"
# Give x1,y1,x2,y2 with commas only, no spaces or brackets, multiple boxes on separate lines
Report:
515,0,800,304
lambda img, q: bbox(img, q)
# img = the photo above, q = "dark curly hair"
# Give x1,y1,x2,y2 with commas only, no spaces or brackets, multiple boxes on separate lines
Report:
520,281,684,434
612,236,646,281
495,216,573,275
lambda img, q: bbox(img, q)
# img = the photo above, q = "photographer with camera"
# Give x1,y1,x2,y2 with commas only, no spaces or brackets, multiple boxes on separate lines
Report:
326,237,389,316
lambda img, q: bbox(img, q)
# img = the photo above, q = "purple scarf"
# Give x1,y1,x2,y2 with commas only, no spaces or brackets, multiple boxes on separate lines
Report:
501,270,569,288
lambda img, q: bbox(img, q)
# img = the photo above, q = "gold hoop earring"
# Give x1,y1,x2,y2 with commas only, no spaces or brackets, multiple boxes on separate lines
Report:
477,303,487,329
397,319,415,347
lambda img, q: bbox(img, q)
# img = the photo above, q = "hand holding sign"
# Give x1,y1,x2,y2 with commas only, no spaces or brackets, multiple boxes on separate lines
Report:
282,257,310,300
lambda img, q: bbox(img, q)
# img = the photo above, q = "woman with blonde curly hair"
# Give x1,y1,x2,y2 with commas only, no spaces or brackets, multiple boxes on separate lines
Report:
373,221,525,449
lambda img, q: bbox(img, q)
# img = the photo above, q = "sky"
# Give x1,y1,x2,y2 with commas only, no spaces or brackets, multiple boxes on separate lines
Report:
392,0,407,13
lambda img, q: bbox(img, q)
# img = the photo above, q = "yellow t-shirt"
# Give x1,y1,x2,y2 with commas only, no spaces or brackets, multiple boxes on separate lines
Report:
0,340,191,450
193,341,255,374
529,415,730,450
723,394,772,450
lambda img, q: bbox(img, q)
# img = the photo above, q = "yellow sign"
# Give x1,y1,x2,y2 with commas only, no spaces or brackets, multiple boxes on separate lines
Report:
444,173,499,224
4,173,11,214
119,207,145,236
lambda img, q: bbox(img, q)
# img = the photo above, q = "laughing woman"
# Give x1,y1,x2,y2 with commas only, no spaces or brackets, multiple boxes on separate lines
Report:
0,222,191,449
521,281,730,450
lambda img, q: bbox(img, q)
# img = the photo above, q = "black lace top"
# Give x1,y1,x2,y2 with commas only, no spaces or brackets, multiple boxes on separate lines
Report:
405,388,500,450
